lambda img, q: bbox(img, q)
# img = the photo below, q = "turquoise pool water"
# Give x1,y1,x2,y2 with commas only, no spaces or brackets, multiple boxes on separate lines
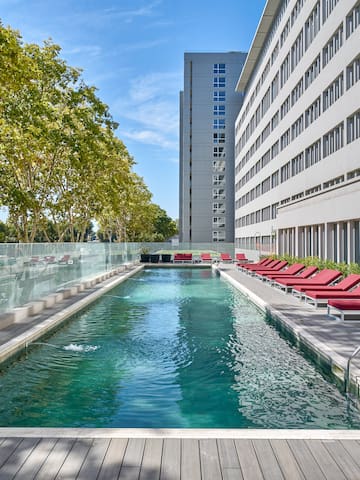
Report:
1,268,360,428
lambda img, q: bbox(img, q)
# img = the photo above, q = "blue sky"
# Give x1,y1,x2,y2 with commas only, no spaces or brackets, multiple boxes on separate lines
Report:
0,0,265,220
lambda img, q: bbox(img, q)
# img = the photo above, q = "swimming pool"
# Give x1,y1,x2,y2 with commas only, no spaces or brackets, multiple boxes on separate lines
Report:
1,268,360,428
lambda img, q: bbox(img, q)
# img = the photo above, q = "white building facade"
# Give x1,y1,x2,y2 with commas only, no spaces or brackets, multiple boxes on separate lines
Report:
179,52,247,243
234,0,360,263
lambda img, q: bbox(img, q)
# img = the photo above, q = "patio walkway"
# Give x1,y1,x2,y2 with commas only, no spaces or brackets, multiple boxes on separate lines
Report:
1,429,360,479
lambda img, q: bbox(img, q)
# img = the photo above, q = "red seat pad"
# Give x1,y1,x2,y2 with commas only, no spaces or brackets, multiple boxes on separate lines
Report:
328,299,360,310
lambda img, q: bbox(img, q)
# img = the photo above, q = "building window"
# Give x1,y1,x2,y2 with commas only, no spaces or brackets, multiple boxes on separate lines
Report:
346,1,360,38
280,53,291,87
346,55,360,89
291,152,304,175
271,41,279,64
272,170,279,188
323,123,344,157
213,217,226,228
213,160,226,172
261,176,271,194
271,140,279,159
213,77,225,87
271,111,279,130
305,1,321,50
347,110,360,144
213,119,225,129
305,96,321,127
292,0,305,25
280,95,290,119
213,63,226,74
305,54,321,89
291,114,304,140
212,231,226,242
213,105,225,115
213,174,225,187
261,87,271,115
213,133,225,144
322,24,343,67
213,188,225,200
213,202,225,214
280,18,290,47
261,149,271,168
271,73,279,101
280,128,290,150
291,30,304,71
281,161,291,182
305,139,321,167
213,91,226,101
323,0,339,23
291,78,304,106
213,146,225,157
323,73,344,111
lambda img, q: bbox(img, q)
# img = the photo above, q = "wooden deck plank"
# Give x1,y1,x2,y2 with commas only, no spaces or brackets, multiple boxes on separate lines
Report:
340,439,360,468
288,439,326,480
54,438,92,480
97,438,128,480
160,438,180,480
119,438,145,479
35,438,75,480
139,438,163,480
270,439,304,480
0,437,40,480
0,438,23,469
234,439,263,480
218,438,243,480
323,439,360,479
252,439,285,480
199,439,222,480
181,439,201,480
13,438,57,480
76,438,111,480
305,440,347,480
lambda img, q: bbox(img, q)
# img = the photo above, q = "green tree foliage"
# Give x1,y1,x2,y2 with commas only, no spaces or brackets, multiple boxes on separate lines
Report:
0,22,175,242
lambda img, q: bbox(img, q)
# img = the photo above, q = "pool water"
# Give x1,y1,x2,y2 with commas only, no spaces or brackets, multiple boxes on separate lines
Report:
1,268,360,428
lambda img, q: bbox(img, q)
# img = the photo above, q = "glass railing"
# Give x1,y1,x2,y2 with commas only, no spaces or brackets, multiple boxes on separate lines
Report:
0,242,236,314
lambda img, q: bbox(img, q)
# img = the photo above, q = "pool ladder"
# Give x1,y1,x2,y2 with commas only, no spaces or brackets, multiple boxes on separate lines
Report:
345,344,360,396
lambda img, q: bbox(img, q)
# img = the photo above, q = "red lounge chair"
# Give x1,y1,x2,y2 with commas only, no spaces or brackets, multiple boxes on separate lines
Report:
274,269,342,293
220,253,233,262
243,259,280,273
302,274,360,306
267,266,318,284
240,257,272,271
252,260,288,277
260,263,305,282
174,253,193,263
200,253,212,263
327,299,360,321
235,253,248,264
58,254,73,265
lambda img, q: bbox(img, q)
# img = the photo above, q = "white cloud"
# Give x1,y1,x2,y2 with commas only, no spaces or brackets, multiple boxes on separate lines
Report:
122,129,177,150
113,70,181,152
63,45,102,57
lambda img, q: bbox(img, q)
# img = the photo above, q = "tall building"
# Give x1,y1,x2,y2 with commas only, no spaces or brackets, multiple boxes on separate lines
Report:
234,0,360,262
179,52,247,243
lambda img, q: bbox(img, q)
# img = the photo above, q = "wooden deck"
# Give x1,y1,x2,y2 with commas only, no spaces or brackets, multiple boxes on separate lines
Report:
1,432,360,479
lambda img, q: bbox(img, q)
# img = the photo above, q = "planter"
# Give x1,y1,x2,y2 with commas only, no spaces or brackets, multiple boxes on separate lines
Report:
140,254,150,263
161,254,172,263
150,254,160,263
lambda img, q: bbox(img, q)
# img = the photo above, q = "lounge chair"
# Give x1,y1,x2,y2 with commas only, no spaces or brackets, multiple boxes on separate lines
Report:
245,259,282,275
273,269,342,293
240,257,272,271
252,260,288,278
174,253,193,263
302,274,360,306
200,253,212,263
58,254,73,265
327,299,360,321
220,253,233,262
235,253,249,264
260,263,305,282
267,266,318,285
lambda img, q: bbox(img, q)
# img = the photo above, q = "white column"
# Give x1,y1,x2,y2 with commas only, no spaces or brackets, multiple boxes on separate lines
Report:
347,221,352,264
336,223,341,263
295,226,299,257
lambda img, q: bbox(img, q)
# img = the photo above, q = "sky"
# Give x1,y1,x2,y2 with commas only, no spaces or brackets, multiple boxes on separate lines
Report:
0,0,266,220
